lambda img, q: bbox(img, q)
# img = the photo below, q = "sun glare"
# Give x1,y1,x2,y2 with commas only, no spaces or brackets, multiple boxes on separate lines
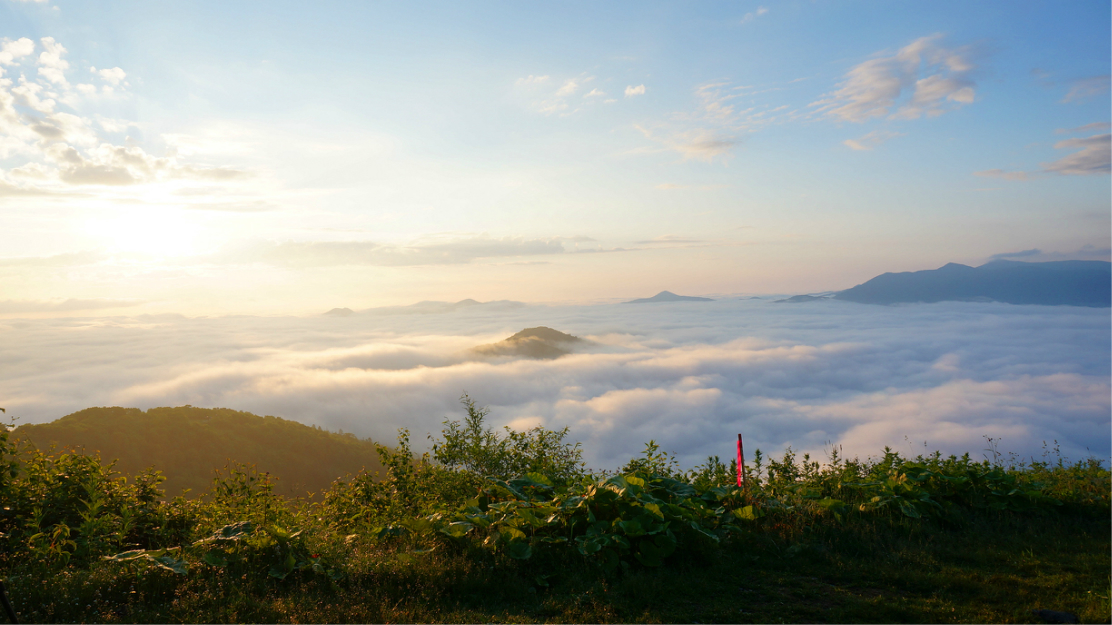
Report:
83,208,203,257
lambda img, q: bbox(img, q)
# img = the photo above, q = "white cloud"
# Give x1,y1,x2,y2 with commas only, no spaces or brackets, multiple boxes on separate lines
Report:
36,36,69,86
625,84,645,97
740,6,768,24
0,35,248,195
0,37,35,71
2,300,1107,470
515,75,550,85
519,73,605,116
1041,133,1111,176
91,66,126,86
812,34,977,123
0,178,53,196
38,141,248,186
556,79,579,97
843,129,903,151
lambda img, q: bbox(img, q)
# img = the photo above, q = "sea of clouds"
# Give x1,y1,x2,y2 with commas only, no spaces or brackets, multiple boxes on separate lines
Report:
1,298,1108,470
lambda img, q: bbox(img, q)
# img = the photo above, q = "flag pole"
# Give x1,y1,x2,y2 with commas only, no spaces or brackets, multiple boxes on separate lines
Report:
737,433,747,490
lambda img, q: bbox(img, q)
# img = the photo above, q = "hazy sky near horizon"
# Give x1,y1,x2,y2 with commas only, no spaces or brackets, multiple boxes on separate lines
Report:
0,0,1110,315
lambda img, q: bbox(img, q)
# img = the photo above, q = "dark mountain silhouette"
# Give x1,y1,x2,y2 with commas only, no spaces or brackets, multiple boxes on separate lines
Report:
835,260,1111,307
623,291,713,304
11,406,384,499
471,326,585,359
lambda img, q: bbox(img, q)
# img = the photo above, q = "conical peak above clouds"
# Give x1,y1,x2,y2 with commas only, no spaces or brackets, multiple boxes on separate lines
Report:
472,326,585,360
624,291,714,304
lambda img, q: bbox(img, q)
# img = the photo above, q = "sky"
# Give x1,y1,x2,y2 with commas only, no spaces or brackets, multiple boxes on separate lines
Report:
0,0,1109,316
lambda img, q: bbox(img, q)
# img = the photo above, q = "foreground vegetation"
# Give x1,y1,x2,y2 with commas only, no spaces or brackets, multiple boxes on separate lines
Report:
1,400,1109,623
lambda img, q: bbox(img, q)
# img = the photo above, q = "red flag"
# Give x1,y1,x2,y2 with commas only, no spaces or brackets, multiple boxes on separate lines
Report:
736,433,744,487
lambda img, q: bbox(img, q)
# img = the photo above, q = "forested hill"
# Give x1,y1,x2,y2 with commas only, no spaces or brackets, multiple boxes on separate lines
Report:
11,406,384,499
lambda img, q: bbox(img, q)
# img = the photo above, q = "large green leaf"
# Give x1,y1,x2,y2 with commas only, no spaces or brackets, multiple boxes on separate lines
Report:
617,518,645,537
440,522,474,539
194,521,254,545
898,500,921,518
103,549,160,562
402,517,435,534
500,526,527,542
506,541,533,560
151,555,189,575
733,505,764,521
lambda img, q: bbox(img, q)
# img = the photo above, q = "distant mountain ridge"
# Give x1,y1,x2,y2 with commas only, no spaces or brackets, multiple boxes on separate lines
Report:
835,260,1111,307
623,291,713,304
11,406,384,499
471,326,585,359
774,294,831,304
325,299,525,316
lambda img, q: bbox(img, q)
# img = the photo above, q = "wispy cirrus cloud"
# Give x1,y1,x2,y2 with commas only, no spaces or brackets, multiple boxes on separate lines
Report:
843,129,904,151
739,6,768,25
632,81,793,162
973,169,1033,181
1061,75,1110,103
1056,122,1110,135
215,234,571,267
1041,133,1111,176
515,72,612,116
812,34,978,123
974,128,1110,180
635,125,737,162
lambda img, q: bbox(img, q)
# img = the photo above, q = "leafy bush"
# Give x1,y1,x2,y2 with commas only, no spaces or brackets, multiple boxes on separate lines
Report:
432,395,586,485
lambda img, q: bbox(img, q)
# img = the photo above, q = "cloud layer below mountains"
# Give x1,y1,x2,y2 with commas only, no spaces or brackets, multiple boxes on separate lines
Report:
1,299,1107,469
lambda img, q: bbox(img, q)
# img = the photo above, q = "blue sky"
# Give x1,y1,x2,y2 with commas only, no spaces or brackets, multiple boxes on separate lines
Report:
0,0,1108,315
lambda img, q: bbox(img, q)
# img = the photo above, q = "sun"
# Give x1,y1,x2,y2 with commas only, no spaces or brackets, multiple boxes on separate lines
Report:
83,206,204,258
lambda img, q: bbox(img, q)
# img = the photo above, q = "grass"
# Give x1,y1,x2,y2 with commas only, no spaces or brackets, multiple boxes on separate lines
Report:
7,507,1108,623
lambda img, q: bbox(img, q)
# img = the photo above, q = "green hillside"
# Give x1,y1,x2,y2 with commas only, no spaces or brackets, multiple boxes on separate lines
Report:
11,406,384,498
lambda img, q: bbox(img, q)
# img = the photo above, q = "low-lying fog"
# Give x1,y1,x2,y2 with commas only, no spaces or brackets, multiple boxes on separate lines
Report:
2,298,1108,470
